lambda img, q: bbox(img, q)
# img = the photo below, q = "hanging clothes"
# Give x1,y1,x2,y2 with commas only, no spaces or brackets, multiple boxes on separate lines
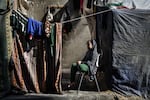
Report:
10,32,44,94
80,0,84,14
10,10,28,35
10,13,46,93
44,8,54,37
27,18,43,39
55,23,62,93
44,22,62,94
44,8,55,56
45,23,55,57
50,24,55,57
9,7,62,94
45,27,55,93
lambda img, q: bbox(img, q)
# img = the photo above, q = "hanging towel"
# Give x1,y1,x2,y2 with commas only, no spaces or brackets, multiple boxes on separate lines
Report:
27,18,43,37
55,23,62,94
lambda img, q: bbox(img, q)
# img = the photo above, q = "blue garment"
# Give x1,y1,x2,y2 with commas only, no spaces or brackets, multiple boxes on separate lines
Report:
27,18,43,36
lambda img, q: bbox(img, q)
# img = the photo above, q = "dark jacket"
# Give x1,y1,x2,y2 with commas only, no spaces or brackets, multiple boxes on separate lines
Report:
82,40,99,75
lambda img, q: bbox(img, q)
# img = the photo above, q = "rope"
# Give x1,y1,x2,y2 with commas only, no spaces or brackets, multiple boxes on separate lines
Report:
61,9,112,24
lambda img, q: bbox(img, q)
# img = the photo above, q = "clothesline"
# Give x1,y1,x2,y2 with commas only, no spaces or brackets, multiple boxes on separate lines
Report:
13,9,112,25
61,9,112,24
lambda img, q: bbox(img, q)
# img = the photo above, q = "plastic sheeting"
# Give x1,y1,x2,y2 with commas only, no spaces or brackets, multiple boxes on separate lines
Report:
96,6,150,98
123,0,150,9
107,0,150,9
112,9,150,98
96,6,113,90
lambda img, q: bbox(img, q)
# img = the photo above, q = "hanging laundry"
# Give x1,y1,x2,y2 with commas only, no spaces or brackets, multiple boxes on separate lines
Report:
43,23,55,56
44,23,62,94
45,20,51,37
10,10,28,36
44,8,53,37
27,18,43,40
55,23,62,94
80,0,84,14
50,24,55,57
44,8,55,56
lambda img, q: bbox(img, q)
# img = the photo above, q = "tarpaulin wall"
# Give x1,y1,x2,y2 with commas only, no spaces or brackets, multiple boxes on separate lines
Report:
96,7,150,98
112,9,150,97
96,7,113,90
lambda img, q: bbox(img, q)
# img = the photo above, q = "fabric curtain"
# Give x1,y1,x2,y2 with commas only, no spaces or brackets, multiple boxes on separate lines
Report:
112,9,150,97
10,23,62,94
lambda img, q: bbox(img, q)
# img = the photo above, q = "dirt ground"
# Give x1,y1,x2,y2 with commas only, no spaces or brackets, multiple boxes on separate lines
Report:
0,90,145,100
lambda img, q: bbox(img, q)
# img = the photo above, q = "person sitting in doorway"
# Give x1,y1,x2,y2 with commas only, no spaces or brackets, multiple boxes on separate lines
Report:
68,39,100,89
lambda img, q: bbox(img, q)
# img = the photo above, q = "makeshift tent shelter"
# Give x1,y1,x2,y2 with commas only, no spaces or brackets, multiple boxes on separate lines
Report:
96,1,150,98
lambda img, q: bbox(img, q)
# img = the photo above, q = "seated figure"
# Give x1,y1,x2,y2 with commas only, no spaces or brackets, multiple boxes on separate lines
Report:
68,39,99,88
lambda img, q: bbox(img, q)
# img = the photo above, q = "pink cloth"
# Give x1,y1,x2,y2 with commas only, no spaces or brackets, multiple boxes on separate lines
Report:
80,0,84,13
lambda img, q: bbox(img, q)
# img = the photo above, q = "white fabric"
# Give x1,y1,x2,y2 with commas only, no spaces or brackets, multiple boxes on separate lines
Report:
108,0,150,9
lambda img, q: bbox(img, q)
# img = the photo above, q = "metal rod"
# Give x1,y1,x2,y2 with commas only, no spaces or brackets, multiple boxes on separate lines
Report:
94,74,100,92
48,5,64,9
77,73,85,94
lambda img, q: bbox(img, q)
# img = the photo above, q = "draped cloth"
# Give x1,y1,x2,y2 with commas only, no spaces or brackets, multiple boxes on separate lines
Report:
1,0,63,95
55,23,62,93
96,6,150,98
10,23,62,94
11,33,45,93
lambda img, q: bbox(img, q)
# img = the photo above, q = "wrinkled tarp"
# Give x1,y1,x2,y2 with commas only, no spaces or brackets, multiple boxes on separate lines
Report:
112,9,150,98
96,6,150,98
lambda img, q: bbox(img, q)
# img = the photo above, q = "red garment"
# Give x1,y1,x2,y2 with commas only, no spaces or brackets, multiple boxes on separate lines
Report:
80,0,84,14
